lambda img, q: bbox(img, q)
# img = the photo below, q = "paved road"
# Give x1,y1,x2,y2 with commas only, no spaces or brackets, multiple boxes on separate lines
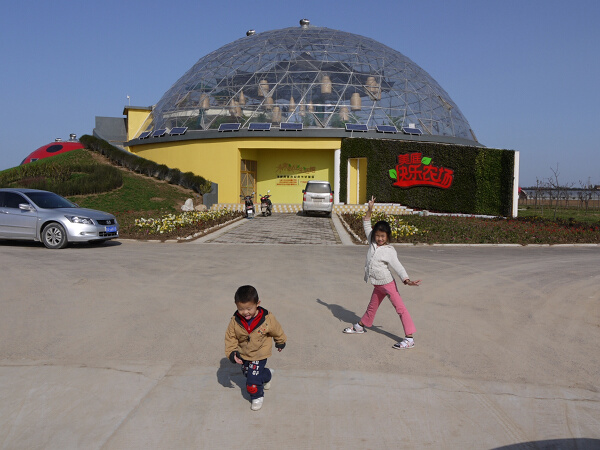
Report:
200,212,343,245
1,230,599,448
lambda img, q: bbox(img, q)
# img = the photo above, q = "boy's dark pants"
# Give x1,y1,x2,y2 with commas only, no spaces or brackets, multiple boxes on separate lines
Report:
241,359,271,400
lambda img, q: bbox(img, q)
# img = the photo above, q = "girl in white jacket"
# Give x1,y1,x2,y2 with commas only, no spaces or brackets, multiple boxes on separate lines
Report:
343,196,421,349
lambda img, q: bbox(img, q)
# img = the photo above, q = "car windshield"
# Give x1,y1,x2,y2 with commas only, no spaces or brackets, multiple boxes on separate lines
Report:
25,192,77,209
306,183,331,193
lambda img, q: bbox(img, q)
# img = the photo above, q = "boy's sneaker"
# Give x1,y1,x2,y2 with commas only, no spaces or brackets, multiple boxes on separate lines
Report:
343,323,365,334
263,369,274,390
251,397,264,411
393,337,414,349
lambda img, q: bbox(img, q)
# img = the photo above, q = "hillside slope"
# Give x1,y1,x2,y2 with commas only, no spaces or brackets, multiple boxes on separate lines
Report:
0,148,198,215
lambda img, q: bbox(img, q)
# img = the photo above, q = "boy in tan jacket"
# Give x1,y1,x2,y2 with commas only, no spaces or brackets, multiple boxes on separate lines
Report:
225,285,287,411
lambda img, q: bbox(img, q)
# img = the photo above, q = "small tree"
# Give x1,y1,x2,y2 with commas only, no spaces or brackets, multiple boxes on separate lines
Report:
547,164,573,220
577,178,593,215
534,178,542,214
534,177,550,216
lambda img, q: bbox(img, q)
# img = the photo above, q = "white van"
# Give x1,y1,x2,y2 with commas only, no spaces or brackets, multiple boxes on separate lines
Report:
302,180,333,217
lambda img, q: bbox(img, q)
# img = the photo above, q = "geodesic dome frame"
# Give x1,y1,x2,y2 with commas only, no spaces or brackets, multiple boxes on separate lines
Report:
140,20,476,143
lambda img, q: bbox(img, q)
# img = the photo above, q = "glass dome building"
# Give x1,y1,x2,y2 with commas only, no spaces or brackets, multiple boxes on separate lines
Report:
140,19,477,143
113,20,500,208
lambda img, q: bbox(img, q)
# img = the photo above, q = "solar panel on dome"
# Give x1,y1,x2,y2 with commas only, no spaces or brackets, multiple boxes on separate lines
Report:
152,129,167,138
279,122,303,131
376,125,398,134
402,126,423,135
345,123,368,132
170,127,188,136
248,122,272,131
138,131,152,139
218,123,241,132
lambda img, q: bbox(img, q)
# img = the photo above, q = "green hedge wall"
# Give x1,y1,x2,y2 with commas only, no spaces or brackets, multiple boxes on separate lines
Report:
80,135,213,194
340,138,515,216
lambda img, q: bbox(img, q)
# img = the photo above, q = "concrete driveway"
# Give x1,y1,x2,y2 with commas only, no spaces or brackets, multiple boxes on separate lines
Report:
200,212,343,245
0,234,599,448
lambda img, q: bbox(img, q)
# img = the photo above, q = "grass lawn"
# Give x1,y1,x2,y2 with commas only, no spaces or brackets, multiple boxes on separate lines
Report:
69,174,193,213
342,211,600,245
517,205,600,225
66,162,243,241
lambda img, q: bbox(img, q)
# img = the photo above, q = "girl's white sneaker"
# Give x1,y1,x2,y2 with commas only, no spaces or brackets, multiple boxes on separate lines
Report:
343,323,365,334
393,338,414,349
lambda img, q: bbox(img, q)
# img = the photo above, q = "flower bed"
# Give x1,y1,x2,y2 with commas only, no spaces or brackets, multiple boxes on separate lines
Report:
118,209,243,241
342,213,600,245
350,211,421,243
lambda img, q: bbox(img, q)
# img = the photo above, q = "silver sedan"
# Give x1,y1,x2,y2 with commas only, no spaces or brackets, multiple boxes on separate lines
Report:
0,188,119,249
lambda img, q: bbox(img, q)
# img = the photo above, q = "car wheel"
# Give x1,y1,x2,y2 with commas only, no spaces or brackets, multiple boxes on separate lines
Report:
41,223,68,249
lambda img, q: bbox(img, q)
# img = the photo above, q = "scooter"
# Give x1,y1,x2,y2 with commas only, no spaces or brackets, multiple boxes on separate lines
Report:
240,193,255,218
260,190,272,216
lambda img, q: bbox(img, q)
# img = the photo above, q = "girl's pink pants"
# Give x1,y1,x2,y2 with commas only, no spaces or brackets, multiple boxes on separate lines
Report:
361,281,416,336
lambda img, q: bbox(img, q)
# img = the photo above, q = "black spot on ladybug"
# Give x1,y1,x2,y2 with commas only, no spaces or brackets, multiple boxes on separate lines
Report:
46,145,63,153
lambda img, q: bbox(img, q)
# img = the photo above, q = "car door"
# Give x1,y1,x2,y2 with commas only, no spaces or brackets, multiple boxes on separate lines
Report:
0,192,8,237
0,192,38,239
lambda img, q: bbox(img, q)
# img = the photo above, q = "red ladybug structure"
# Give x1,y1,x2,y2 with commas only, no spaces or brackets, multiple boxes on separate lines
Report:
21,135,84,165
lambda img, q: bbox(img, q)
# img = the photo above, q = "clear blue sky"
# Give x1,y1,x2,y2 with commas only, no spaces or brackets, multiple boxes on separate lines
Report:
1,0,598,187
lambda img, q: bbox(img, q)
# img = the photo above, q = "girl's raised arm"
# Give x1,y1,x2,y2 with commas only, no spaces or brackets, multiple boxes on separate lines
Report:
365,195,375,221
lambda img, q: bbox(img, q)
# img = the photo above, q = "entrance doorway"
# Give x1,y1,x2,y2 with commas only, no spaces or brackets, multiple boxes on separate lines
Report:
240,159,257,202
347,157,367,204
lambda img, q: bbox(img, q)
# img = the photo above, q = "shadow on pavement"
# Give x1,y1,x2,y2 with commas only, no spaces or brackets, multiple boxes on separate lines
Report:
316,298,403,342
491,438,600,450
216,357,249,400
0,240,121,249
0,240,42,249
295,211,331,218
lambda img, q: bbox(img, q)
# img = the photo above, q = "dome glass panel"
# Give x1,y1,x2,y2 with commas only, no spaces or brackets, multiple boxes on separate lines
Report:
141,24,476,142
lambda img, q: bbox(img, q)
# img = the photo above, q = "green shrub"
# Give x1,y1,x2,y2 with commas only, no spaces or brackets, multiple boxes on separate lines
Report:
79,135,213,194
167,168,182,185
